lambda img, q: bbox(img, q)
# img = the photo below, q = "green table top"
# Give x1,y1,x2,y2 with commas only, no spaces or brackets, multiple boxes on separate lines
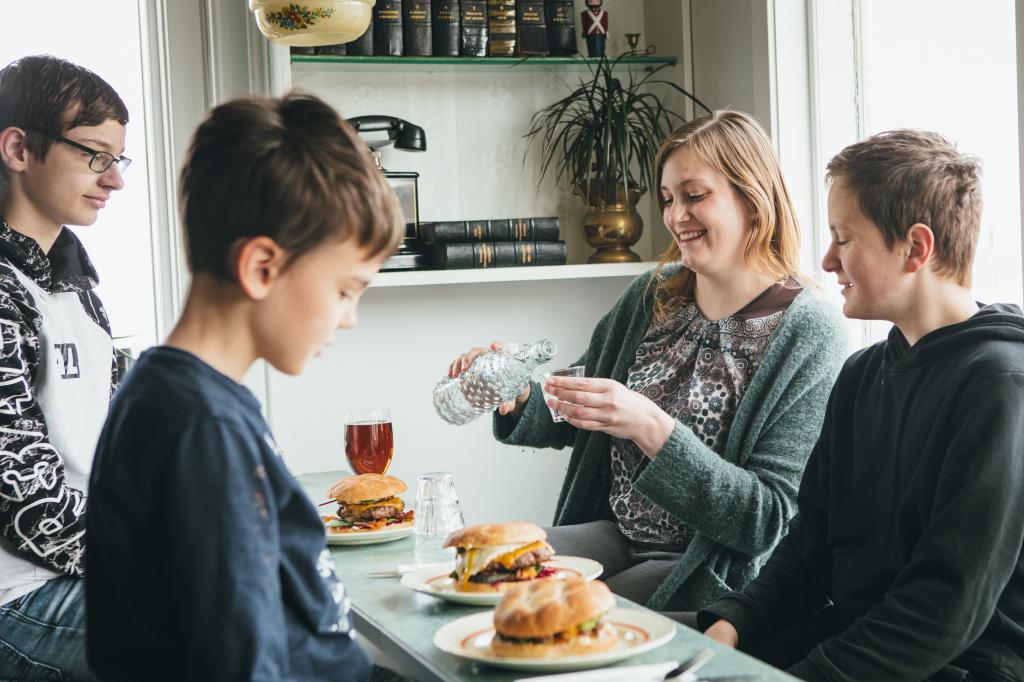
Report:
299,471,796,682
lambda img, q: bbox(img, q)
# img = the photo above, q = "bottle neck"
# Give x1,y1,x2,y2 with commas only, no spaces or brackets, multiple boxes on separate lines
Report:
505,339,558,367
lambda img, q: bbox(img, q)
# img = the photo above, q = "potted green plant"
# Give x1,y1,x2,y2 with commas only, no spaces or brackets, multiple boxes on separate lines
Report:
524,56,709,262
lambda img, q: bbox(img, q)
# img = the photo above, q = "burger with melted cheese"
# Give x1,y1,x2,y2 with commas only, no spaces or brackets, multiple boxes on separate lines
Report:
443,522,555,592
323,474,413,533
491,577,618,658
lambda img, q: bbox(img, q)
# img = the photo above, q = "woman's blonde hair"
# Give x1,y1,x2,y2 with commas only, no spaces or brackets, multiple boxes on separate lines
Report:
648,110,803,322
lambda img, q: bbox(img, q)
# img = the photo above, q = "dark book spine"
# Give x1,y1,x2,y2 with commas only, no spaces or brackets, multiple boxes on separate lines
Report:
433,0,460,56
487,0,516,56
347,23,374,55
515,217,560,241
433,241,567,268
545,0,576,56
315,43,348,55
516,1,548,55
460,0,488,56
374,0,404,56
421,217,561,243
403,0,433,56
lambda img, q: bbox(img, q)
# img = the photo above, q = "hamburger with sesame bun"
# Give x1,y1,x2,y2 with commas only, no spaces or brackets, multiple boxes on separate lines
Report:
322,473,413,533
491,577,618,658
444,522,556,592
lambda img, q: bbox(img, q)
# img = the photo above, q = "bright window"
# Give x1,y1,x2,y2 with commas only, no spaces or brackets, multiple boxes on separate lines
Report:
0,1,156,355
860,0,1020,306
812,0,1021,345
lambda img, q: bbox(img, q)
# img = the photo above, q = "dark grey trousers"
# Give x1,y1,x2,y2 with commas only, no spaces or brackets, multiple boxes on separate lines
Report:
545,520,684,605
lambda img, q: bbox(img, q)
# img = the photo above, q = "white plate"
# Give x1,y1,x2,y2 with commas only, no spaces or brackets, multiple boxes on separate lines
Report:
324,523,414,546
401,556,604,606
433,607,677,672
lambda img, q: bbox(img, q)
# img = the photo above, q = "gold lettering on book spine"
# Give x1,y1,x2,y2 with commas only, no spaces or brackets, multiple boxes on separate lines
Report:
472,223,484,240
514,220,527,240
477,244,494,268
522,243,534,264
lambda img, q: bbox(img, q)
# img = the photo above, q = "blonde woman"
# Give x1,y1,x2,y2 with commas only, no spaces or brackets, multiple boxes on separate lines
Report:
449,110,846,611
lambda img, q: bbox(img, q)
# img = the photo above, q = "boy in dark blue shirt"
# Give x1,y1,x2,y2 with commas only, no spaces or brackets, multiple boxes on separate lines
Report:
86,93,403,680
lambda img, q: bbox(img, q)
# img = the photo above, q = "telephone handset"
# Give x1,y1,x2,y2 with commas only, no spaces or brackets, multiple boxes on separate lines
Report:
346,115,427,157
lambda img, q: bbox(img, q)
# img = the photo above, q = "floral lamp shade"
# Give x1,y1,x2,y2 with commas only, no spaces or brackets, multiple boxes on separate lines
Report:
249,0,375,46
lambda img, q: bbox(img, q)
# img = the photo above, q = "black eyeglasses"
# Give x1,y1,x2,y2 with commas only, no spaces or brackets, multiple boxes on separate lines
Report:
27,129,131,174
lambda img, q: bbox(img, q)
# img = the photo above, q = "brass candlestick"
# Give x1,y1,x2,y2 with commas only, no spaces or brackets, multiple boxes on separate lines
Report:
625,33,640,56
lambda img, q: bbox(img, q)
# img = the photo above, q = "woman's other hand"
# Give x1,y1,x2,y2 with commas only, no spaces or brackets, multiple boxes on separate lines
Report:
542,376,676,457
446,342,531,417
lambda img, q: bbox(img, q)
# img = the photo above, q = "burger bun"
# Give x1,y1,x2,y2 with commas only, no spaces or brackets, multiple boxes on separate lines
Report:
491,577,618,657
329,474,406,503
444,521,546,549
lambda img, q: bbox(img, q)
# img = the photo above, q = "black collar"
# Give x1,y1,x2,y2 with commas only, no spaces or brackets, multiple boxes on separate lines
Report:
0,217,99,293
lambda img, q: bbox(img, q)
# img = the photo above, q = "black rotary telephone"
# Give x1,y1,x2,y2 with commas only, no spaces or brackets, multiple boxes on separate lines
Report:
347,116,428,270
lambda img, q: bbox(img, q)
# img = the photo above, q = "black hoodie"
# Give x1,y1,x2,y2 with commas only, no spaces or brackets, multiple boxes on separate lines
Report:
703,304,1024,681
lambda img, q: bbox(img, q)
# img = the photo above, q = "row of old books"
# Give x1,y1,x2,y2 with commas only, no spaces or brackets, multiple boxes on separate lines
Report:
293,0,576,58
422,217,566,269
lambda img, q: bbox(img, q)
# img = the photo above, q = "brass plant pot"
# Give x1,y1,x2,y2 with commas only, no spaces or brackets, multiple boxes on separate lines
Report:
580,185,644,263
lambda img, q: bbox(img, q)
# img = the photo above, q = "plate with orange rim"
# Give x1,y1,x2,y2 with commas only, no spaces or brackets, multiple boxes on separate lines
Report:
432,606,677,672
400,556,603,606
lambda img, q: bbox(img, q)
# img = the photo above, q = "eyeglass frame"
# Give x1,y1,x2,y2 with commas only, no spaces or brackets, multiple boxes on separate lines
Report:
25,128,131,174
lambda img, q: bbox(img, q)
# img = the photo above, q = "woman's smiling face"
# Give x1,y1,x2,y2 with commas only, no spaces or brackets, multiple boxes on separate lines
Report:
659,147,755,279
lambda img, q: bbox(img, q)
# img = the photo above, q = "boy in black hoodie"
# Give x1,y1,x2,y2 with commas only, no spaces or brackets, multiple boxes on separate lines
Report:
699,130,1024,681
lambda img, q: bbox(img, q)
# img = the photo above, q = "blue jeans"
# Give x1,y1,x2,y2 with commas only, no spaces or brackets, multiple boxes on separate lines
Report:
0,577,96,681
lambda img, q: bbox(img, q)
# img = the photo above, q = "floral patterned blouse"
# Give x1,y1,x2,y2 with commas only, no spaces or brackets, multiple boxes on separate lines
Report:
608,279,803,549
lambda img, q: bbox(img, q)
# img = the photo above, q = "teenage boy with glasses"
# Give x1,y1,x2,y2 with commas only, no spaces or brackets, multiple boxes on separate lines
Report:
0,54,128,681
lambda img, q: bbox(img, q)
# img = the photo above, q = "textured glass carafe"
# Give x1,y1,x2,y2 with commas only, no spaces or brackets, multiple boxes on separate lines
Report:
432,339,558,425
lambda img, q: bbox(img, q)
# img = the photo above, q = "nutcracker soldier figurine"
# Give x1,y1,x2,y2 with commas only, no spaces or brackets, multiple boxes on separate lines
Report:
581,0,608,58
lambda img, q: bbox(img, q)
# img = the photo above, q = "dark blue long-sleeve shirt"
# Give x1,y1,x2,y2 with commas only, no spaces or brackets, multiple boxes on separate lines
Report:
86,346,370,681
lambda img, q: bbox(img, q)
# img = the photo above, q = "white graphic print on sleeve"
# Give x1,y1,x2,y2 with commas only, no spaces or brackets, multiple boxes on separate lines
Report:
0,319,31,415
0,269,86,576
316,548,353,634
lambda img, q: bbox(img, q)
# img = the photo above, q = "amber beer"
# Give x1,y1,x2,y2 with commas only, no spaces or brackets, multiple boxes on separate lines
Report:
344,420,394,475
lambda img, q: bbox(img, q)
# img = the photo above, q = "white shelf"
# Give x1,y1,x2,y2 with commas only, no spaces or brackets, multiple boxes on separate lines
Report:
371,262,656,288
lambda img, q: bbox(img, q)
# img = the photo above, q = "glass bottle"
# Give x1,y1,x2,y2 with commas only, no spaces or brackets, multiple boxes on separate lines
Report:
432,339,558,425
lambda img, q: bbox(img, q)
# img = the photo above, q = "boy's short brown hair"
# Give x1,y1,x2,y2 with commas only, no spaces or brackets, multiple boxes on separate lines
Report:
178,92,403,279
0,55,128,192
826,129,982,286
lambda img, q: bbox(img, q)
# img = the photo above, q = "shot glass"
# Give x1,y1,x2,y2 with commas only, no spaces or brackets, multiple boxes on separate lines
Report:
413,471,466,565
542,365,585,422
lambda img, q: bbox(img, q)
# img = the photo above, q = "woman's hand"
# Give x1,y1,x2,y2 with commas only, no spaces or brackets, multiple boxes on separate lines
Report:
542,376,676,457
446,342,531,417
704,619,739,648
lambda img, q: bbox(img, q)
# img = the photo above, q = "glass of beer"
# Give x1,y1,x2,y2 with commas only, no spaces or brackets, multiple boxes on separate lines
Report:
344,409,394,475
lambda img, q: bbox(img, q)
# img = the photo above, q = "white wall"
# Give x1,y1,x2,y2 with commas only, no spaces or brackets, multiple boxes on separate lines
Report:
690,0,773,132
267,275,637,525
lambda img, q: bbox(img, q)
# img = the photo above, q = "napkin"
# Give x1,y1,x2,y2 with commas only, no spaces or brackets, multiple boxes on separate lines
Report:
513,661,679,682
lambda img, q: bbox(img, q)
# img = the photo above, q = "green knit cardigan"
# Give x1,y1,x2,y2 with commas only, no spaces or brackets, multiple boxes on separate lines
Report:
495,268,847,611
